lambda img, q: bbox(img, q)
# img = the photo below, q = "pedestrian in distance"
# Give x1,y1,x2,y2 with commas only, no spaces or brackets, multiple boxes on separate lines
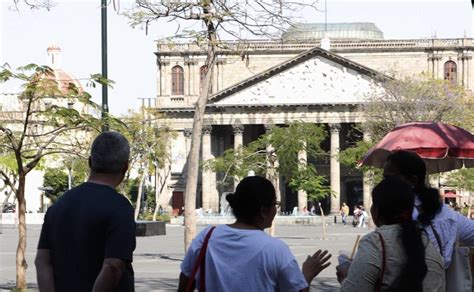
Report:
337,177,445,291
357,205,368,228
340,202,349,225
178,176,332,292
35,132,136,292
352,205,361,227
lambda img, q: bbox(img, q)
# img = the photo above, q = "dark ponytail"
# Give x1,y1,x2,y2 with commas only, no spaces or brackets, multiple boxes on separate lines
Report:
397,219,427,291
372,178,427,291
416,186,441,225
385,151,442,225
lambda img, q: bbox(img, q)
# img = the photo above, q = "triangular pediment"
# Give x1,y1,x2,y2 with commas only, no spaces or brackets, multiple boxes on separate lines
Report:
210,47,387,107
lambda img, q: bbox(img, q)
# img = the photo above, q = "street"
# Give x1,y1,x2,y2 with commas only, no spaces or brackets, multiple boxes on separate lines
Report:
1,223,370,291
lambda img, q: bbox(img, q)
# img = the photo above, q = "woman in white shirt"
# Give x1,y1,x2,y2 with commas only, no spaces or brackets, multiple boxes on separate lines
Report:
178,176,331,292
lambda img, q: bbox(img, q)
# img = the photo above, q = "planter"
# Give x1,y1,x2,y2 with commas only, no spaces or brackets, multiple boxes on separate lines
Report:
135,220,166,237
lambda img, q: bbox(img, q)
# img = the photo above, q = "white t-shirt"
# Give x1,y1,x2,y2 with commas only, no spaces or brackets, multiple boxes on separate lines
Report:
181,225,308,292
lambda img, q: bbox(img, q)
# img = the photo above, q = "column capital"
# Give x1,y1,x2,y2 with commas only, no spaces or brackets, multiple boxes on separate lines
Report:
202,125,213,135
427,53,442,61
183,128,192,138
157,57,170,66
184,58,198,66
232,124,244,134
329,123,341,133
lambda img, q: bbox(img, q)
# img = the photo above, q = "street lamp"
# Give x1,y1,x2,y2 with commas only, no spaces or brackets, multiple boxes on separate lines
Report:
101,0,109,132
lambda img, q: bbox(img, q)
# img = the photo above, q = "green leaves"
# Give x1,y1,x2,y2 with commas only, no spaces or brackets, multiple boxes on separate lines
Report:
445,168,474,193
89,73,115,88
288,165,332,201
338,139,373,170
0,63,111,182
207,122,330,197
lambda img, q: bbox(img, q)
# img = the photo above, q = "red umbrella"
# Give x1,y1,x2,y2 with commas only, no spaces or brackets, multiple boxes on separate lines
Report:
360,122,474,174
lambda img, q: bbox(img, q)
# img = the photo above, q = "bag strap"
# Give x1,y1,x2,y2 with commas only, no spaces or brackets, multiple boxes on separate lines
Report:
430,223,444,257
185,226,216,292
375,231,386,292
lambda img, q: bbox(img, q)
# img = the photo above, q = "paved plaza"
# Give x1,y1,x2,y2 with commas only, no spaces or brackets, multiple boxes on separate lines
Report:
1,222,370,291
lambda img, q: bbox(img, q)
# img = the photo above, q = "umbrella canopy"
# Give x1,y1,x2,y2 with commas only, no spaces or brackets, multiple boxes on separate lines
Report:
443,191,459,198
360,122,474,174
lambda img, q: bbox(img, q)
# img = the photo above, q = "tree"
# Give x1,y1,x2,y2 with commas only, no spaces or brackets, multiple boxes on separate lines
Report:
43,168,69,203
126,0,320,250
0,64,105,289
11,0,55,10
339,75,474,169
118,109,173,221
445,169,474,194
206,122,331,206
362,75,473,141
43,164,87,204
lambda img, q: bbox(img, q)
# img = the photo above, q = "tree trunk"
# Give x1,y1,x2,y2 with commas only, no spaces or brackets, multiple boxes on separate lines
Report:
319,203,327,240
153,169,160,221
67,167,73,190
297,144,308,213
134,166,148,220
183,45,217,251
16,175,27,289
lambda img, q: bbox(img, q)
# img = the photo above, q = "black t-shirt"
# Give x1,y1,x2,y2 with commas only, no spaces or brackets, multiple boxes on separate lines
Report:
38,182,136,292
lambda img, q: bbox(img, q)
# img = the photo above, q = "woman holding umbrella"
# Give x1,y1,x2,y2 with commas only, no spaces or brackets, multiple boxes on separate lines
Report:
383,150,474,270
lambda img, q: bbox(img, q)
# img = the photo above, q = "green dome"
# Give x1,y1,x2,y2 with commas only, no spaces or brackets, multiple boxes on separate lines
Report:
283,22,384,41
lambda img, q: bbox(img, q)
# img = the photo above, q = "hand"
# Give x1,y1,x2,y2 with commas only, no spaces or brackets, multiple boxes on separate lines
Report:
336,261,351,284
302,249,332,284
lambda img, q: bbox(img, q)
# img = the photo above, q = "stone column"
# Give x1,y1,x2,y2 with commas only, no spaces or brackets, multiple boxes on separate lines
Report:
461,53,472,89
467,56,471,89
435,55,442,79
201,125,214,212
362,132,373,212
264,124,281,204
185,58,197,98
329,123,341,214
184,129,192,162
297,144,308,214
427,54,435,78
157,63,162,97
233,124,244,189
160,58,170,96
427,55,432,77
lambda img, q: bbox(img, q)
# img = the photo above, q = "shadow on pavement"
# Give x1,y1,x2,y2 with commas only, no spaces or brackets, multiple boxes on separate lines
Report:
135,253,183,262
133,276,339,291
1,277,339,292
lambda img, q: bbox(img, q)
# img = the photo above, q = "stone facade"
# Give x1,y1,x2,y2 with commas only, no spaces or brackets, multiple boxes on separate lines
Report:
154,37,473,215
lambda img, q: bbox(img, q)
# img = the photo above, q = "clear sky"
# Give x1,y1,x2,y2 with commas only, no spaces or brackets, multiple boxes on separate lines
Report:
1,0,472,115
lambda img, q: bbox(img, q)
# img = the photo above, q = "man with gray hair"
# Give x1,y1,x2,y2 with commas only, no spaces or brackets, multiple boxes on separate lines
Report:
35,132,135,292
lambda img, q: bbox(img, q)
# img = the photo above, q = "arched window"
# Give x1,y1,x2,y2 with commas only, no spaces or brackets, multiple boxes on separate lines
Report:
200,65,211,93
171,65,184,95
444,61,457,84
